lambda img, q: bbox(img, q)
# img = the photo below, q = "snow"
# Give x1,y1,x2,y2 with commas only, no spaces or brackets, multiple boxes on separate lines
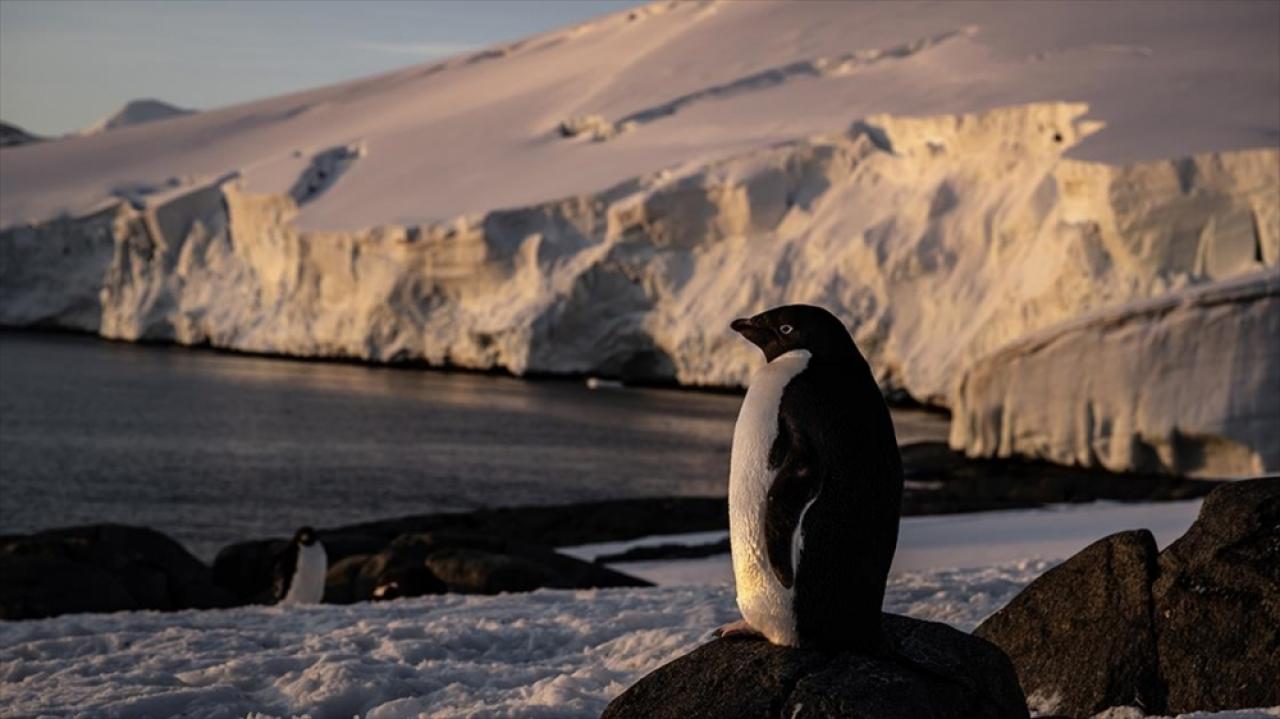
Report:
0,0,1276,476
0,564,1038,718
564,498,1206,586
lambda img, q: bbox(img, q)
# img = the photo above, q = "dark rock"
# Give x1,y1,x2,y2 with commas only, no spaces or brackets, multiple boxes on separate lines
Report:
328,497,730,552
603,614,1028,719
974,530,1163,717
372,565,448,600
0,120,43,148
317,532,389,564
1153,477,1280,713
425,548,552,594
0,556,138,618
974,478,1280,717
350,532,504,600
230,528,651,604
324,554,371,604
213,537,289,604
0,524,234,619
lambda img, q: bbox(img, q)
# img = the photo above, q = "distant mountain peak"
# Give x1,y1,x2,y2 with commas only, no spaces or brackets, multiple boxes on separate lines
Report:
0,120,43,148
82,98,193,135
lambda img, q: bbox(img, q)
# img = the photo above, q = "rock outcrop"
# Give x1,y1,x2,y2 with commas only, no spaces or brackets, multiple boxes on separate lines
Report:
1153,477,1280,713
2,103,1275,476
602,615,1028,719
0,524,234,620
213,528,649,605
972,531,1163,717
974,477,1280,717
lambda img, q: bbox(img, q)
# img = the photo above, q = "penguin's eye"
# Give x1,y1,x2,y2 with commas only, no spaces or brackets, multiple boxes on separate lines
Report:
779,325,794,335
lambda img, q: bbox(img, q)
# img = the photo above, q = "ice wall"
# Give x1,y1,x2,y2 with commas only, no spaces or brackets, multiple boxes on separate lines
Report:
950,271,1279,477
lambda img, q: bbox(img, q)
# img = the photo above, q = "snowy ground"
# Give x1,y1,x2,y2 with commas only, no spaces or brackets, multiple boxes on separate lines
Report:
0,564,1043,719
7,498,1274,719
563,498,1205,585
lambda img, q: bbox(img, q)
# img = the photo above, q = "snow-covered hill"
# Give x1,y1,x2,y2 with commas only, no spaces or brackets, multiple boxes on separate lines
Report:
0,0,1277,476
79,98,193,135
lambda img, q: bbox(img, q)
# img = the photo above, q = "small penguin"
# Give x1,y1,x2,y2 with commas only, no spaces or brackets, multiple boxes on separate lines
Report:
273,526,328,605
719,304,903,651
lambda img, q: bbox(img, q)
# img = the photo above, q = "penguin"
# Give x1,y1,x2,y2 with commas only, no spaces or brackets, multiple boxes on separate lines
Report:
718,304,903,651
273,526,328,605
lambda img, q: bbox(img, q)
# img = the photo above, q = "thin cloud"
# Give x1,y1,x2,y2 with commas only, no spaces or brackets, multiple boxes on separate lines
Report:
352,40,477,57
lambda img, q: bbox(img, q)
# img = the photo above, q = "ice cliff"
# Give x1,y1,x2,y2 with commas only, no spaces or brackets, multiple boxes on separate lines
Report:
951,271,1279,477
1,102,1275,476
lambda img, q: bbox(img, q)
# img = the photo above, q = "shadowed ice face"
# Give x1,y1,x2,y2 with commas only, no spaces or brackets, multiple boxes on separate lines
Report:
731,304,858,363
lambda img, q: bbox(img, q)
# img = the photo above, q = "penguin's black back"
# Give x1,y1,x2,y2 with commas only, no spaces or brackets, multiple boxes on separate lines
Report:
771,352,903,651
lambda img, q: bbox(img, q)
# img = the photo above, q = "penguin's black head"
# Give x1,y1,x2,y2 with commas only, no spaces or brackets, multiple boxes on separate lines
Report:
731,304,858,363
294,526,318,546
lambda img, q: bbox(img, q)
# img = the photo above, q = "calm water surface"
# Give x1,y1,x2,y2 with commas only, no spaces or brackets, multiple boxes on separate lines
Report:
0,333,742,559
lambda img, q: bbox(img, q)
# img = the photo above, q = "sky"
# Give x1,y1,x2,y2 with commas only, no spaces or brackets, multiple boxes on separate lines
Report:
0,0,639,136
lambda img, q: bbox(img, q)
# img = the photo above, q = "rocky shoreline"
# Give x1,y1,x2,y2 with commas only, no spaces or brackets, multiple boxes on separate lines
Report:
1,466,1219,622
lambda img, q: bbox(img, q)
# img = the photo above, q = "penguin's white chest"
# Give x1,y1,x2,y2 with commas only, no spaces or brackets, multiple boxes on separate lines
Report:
729,349,810,646
282,543,327,605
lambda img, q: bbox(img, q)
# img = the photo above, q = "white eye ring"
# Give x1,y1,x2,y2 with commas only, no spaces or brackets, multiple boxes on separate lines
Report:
780,324,794,335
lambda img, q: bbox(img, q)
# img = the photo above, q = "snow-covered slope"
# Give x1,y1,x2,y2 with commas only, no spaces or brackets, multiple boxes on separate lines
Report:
2,1,1276,229
79,98,193,135
0,1,1277,474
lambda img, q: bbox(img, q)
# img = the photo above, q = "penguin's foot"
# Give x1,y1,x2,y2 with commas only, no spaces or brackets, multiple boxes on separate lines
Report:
713,619,762,640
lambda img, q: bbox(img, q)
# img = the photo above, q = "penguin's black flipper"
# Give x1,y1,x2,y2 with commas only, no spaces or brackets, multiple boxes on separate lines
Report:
763,414,822,589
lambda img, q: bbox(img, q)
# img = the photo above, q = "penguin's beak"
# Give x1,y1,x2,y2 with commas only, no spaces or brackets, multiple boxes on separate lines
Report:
731,317,771,349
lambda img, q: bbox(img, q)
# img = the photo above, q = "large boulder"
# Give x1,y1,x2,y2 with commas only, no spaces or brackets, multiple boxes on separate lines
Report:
975,477,1280,717
603,615,1028,719
973,531,1163,716
0,524,234,619
212,537,289,604
1153,477,1280,713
